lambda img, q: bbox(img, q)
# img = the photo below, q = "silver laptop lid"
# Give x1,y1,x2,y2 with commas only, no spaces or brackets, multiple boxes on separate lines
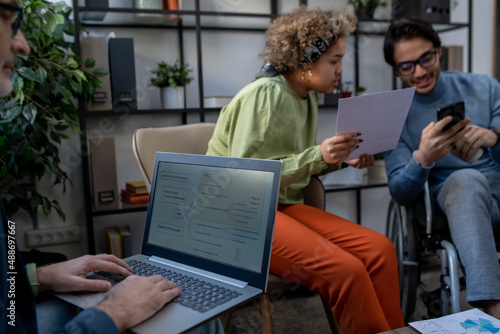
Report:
141,152,282,291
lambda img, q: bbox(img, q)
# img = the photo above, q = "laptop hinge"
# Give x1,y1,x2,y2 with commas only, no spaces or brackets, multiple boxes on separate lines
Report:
149,256,249,288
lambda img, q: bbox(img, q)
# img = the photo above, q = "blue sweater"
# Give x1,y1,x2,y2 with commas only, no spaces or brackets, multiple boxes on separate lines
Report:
385,71,500,206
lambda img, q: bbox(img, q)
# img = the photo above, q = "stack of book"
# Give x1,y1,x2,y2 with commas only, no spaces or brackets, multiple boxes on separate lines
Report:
121,181,149,204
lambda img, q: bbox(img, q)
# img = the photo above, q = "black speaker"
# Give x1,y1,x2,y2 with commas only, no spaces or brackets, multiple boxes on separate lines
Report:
108,38,137,111
393,0,450,24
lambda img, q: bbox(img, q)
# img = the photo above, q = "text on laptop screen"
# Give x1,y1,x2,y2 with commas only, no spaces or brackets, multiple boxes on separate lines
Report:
147,161,275,274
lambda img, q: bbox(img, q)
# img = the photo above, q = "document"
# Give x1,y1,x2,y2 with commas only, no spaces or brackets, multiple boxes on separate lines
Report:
336,87,415,161
410,308,500,333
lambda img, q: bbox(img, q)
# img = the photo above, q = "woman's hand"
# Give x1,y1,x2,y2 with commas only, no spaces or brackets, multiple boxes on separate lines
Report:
344,154,375,169
320,132,363,165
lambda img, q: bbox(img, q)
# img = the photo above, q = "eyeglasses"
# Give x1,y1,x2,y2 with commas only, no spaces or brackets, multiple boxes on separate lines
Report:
0,2,23,36
395,50,438,76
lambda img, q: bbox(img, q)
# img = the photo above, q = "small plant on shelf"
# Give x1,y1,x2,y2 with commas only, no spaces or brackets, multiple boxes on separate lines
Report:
356,86,366,96
149,60,194,88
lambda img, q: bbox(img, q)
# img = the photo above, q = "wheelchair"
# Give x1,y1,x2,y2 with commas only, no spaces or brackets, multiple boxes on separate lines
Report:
385,182,463,323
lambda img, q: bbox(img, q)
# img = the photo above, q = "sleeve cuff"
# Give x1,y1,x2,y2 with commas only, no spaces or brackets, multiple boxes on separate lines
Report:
65,308,120,334
412,150,434,169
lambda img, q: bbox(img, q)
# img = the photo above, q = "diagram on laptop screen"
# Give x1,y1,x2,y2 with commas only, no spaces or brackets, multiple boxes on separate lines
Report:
147,162,274,273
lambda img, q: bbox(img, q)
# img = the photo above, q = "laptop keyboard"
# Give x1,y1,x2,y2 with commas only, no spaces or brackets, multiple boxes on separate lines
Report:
92,259,242,313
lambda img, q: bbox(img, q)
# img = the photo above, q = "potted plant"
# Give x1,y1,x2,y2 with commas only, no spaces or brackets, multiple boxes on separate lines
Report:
356,86,366,96
150,60,194,109
348,0,389,20
0,0,106,222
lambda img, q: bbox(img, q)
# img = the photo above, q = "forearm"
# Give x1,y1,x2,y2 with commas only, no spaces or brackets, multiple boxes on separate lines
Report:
386,150,431,206
35,264,54,292
279,145,335,187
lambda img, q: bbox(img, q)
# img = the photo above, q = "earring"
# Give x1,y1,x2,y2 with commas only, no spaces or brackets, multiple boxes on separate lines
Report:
302,71,306,81
308,70,312,83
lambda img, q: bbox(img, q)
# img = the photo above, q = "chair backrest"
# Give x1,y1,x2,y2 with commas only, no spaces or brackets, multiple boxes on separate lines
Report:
303,176,325,210
132,123,216,191
132,122,325,208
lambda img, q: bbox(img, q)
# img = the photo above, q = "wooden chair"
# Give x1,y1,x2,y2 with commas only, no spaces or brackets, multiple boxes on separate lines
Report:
132,123,340,334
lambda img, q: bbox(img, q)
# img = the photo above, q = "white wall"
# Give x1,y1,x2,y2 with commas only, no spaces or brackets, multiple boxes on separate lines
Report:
12,0,494,258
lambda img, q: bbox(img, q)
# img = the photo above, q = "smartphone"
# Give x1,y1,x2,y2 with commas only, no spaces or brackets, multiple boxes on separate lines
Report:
437,101,465,132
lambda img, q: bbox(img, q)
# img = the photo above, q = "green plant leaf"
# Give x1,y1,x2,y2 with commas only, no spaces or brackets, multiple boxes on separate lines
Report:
44,12,57,35
67,57,79,69
22,104,37,124
84,58,95,69
1,106,23,123
0,164,7,178
17,67,42,83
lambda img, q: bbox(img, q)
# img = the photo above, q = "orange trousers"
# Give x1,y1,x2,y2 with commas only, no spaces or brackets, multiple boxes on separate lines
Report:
270,204,405,334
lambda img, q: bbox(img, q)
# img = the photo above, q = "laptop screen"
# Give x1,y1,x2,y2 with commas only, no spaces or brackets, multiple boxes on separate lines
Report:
142,153,281,288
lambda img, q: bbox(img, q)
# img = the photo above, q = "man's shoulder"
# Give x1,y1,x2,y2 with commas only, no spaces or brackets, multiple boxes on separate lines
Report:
442,70,495,83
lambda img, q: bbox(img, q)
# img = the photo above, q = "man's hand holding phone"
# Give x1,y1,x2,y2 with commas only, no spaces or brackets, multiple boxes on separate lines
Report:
436,101,482,163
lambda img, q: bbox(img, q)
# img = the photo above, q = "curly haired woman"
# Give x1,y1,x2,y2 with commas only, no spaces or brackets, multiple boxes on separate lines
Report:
207,6,405,333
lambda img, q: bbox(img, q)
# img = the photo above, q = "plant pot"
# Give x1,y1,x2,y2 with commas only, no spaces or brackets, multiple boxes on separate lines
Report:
161,86,185,109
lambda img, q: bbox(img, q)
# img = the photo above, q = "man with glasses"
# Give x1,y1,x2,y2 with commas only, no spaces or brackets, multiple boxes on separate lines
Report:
0,0,25,96
1,1,224,333
383,17,500,318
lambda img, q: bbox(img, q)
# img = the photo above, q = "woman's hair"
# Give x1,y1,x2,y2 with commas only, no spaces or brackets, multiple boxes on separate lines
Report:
262,6,357,72
383,17,441,67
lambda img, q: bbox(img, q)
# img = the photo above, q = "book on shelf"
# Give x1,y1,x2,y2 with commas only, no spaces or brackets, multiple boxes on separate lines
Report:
121,189,149,203
126,181,148,195
118,225,132,258
105,227,122,258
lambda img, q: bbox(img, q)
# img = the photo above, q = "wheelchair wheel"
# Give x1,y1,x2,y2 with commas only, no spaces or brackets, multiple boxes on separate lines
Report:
386,200,419,323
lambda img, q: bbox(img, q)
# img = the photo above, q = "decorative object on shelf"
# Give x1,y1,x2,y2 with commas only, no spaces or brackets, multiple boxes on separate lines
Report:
341,81,353,98
133,0,162,22
165,0,180,20
0,0,105,221
392,0,450,24
150,60,194,109
348,0,388,20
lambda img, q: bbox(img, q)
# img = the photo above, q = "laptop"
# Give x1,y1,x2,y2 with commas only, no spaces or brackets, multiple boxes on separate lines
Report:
55,152,282,333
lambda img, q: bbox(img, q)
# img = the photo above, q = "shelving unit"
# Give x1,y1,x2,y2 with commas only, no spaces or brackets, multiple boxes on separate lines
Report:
73,0,278,253
73,1,473,254
352,0,473,91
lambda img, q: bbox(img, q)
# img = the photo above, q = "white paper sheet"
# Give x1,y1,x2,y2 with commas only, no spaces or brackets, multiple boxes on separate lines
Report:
410,308,500,333
336,87,415,161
